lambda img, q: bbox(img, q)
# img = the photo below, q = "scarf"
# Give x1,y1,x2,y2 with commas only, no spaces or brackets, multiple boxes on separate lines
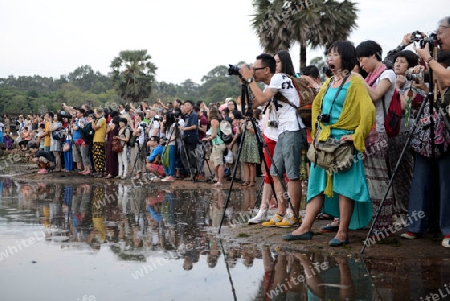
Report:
312,75,376,197
365,63,387,88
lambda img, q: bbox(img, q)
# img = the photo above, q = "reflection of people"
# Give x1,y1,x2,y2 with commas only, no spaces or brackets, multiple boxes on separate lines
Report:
296,253,352,300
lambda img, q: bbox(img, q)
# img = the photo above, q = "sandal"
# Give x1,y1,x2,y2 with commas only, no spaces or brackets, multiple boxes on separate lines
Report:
316,213,334,220
248,182,255,187
241,182,250,186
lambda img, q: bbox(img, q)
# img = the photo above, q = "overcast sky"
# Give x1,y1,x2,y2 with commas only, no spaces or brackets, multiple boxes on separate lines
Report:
0,0,446,85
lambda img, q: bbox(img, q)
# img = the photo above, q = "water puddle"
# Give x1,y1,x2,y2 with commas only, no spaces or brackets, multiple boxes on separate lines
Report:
0,177,449,300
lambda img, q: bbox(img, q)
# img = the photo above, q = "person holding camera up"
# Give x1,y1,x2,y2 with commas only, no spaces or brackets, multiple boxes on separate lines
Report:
400,16,450,248
129,111,147,180
240,53,305,229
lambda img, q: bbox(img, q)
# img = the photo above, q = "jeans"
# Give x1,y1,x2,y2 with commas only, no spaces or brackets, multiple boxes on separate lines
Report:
407,153,450,235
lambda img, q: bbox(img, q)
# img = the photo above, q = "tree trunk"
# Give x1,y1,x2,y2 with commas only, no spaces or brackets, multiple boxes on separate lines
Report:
299,41,307,71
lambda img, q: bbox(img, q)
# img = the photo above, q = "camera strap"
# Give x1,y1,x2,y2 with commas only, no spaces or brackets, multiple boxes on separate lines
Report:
319,74,350,119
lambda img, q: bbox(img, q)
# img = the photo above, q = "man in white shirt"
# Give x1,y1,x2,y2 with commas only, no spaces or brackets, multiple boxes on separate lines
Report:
240,53,305,229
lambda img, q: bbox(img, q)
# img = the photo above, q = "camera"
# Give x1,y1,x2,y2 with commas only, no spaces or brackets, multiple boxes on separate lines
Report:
411,31,438,54
228,64,249,76
405,72,421,84
228,64,241,76
318,114,331,123
268,120,278,128
419,32,438,49
411,31,423,42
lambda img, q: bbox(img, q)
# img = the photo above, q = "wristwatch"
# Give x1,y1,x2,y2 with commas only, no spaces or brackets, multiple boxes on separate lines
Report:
246,77,254,83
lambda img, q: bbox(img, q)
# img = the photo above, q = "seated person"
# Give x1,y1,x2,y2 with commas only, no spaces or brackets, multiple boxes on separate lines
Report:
27,143,56,174
146,136,166,178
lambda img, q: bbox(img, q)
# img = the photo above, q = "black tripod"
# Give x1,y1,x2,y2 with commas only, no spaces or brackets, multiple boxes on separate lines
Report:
175,121,196,182
361,45,442,254
218,78,295,233
131,133,147,176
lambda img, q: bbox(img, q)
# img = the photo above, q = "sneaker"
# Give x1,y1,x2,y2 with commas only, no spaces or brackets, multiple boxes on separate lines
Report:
161,176,175,182
442,235,450,248
262,213,284,227
400,231,417,239
248,209,268,225
37,169,47,174
276,214,301,228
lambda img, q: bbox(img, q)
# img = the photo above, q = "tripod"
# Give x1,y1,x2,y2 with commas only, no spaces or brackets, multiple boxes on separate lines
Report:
361,44,443,254
218,79,295,233
175,121,196,182
131,134,147,176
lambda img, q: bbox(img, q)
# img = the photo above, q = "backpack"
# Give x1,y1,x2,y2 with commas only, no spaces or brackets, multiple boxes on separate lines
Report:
162,146,170,168
219,120,233,144
80,122,94,144
382,89,402,138
275,75,317,127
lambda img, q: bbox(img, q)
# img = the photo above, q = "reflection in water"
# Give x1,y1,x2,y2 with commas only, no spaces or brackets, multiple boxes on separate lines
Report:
1,177,450,300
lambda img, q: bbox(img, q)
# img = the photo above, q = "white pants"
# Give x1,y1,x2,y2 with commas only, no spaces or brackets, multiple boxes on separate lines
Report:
118,145,128,177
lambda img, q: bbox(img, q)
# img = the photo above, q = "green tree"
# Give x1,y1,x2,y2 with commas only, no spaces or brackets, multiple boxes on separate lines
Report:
252,0,358,69
110,50,157,103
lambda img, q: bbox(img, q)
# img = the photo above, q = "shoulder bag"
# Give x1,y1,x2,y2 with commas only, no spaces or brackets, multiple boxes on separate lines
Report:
306,74,355,173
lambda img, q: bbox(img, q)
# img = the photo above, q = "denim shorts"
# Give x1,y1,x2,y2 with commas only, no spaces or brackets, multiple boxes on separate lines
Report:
270,130,304,180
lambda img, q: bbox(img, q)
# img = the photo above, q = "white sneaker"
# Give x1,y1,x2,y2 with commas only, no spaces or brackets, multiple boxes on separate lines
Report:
442,236,450,248
248,208,268,225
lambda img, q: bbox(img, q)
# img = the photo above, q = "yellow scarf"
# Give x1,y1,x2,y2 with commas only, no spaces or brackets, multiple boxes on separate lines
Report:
311,75,375,196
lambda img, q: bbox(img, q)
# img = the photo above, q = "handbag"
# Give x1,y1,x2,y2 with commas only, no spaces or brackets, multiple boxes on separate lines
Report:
63,142,71,152
52,130,63,140
307,129,355,173
111,139,123,153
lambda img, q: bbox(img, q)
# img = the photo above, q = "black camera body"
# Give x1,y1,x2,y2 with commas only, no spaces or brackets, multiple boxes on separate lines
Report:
268,120,279,128
318,114,331,123
411,31,438,54
405,72,421,84
228,64,250,76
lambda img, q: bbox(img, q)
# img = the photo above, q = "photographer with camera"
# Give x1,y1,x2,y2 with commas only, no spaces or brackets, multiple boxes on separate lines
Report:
399,16,450,248
129,111,147,180
239,53,305,230
179,100,199,180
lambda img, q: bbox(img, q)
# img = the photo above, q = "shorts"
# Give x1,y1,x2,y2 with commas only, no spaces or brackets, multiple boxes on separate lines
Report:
72,142,81,162
211,143,226,167
270,130,304,181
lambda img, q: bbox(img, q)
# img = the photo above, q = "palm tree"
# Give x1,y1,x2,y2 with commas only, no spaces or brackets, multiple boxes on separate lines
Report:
252,0,358,70
110,50,157,103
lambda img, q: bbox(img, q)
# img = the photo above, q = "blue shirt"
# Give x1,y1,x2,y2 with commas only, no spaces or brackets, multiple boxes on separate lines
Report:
73,118,86,141
147,145,164,163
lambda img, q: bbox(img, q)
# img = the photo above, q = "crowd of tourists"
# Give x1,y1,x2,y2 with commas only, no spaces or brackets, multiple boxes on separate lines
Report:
2,16,450,249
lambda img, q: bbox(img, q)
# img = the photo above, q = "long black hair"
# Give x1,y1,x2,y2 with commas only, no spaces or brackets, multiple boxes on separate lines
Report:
276,50,295,76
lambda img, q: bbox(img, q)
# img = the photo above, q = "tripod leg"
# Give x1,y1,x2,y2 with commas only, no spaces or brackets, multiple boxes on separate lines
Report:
360,94,429,254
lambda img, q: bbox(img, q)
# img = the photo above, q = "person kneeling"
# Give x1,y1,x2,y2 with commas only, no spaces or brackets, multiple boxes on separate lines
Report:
146,136,166,179
28,143,56,174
